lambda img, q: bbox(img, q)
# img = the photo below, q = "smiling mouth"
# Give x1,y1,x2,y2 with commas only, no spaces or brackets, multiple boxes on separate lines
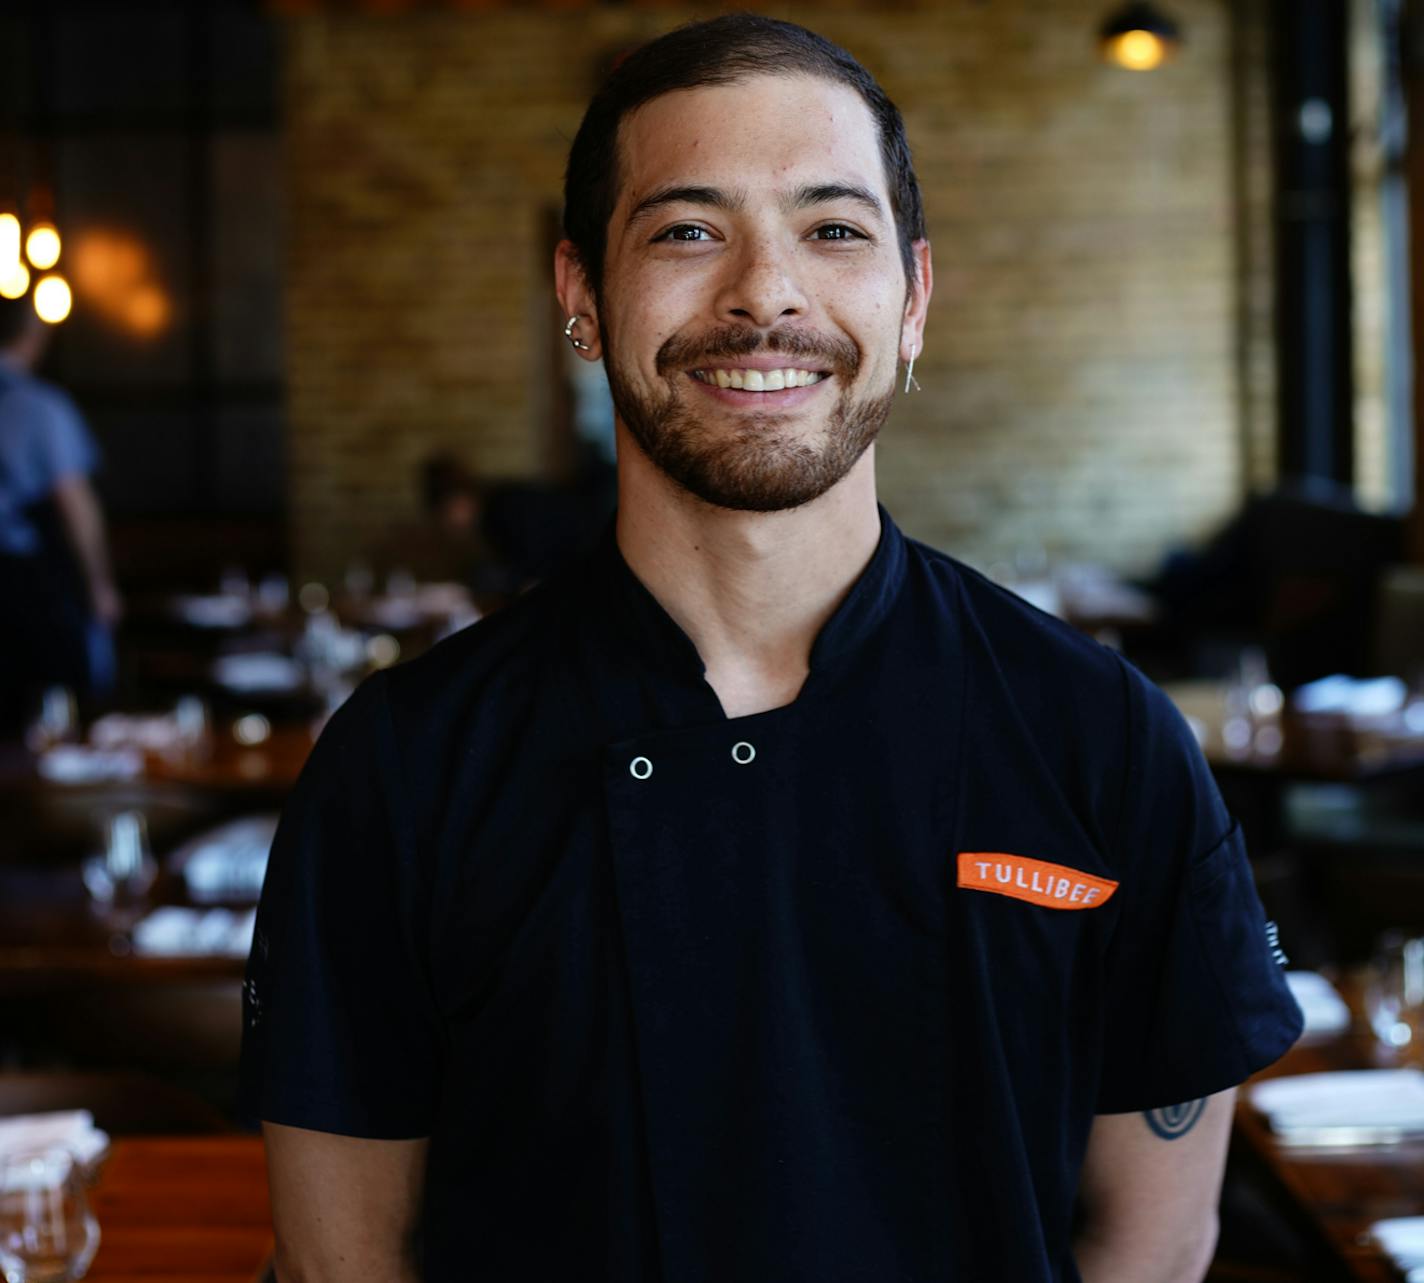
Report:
688,367,829,392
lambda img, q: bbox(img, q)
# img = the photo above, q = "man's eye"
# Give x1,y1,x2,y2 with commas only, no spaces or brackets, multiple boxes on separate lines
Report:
811,224,866,241
655,225,711,242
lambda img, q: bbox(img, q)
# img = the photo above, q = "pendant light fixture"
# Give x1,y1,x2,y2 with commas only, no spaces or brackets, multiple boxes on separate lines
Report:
1099,2,1182,71
0,204,72,322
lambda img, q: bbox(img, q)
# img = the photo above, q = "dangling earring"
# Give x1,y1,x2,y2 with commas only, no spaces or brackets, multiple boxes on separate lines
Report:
564,315,591,352
903,343,922,394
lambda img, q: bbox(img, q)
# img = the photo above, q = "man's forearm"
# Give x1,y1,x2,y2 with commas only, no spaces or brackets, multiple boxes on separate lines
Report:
273,1249,422,1283
51,476,119,616
1074,1212,1218,1283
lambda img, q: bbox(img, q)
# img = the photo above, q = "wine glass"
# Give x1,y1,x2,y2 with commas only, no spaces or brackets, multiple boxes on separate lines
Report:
0,1148,100,1282
1366,931,1424,1059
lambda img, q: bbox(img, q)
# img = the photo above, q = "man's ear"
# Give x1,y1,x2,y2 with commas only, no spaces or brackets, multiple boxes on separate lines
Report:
899,238,933,364
554,240,603,361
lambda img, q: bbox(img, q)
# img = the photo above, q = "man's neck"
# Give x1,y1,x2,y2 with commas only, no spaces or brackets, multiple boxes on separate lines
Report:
615,437,882,719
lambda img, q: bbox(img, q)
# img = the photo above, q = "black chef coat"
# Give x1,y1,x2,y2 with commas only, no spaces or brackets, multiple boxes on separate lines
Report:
240,506,1303,1283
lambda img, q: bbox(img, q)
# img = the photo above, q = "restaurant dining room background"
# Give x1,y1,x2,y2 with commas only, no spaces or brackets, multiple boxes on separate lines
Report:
3,0,1424,1280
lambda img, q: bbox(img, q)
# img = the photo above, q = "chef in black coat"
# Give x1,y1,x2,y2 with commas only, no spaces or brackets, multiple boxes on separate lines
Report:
243,16,1302,1282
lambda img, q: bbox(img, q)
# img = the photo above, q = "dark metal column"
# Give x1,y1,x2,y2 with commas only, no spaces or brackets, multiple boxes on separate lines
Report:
1272,0,1354,486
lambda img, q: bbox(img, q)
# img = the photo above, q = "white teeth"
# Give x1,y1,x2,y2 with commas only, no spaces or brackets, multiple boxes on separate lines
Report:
694,367,826,390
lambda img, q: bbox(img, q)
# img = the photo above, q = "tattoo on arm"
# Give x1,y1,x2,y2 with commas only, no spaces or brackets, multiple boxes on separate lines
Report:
1142,1098,1207,1139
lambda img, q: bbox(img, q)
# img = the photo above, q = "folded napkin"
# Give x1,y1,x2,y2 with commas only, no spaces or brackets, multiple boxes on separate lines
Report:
89,712,184,751
131,906,256,957
212,652,304,693
359,596,425,631
168,815,278,904
0,1111,109,1187
414,582,476,615
36,744,143,784
1370,1218,1424,1278
1293,675,1408,719
171,593,252,629
1284,970,1352,1037
1250,1068,1424,1144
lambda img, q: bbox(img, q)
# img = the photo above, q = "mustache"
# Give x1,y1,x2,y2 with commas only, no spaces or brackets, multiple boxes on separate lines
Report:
656,326,860,379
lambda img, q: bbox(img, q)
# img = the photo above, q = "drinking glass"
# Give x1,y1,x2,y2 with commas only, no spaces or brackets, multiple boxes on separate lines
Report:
81,811,158,928
1366,931,1424,1057
0,1149,100,1282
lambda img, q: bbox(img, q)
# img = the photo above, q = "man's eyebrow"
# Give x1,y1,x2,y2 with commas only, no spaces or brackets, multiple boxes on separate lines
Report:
625,185,746,229
788,183,887,221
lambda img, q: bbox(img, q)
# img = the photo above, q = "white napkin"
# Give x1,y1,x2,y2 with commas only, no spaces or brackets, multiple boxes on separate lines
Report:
1284,971,1352,1037
360,597,425,631
171,594,252,629
212,652,304,693
1293,675,1408,719
414,583,476,616
89,712,184,752
168,815,278,904
131,907,257,957
1371,1218,1424,1276
36,744,143,784
1250,1068,1424,1143
0,1112,109,1188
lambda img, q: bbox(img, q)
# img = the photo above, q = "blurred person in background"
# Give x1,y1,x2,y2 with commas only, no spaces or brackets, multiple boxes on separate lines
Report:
0,294,120,734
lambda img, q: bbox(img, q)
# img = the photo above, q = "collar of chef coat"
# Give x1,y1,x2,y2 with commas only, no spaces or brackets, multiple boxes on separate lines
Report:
589,502,910,718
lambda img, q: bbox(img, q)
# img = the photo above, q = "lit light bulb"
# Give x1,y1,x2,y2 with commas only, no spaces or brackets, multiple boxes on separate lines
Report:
33,274,72,324
0,214,19,272
1105,30,1168,70
25,223,61,270
0,261,29,300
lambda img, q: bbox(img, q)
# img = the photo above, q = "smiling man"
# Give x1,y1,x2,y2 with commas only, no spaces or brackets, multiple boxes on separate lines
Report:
243,16,1302,1283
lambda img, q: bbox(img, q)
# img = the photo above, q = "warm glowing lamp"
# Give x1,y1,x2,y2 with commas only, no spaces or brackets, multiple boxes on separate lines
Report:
25,222,61,270
0,261,30,300
1100,3,1180,70
33,274,72,324
0,213,20,272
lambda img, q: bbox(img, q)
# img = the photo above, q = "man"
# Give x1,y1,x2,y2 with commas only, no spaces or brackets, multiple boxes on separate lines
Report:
0,294,120,733
243,16,1302,1282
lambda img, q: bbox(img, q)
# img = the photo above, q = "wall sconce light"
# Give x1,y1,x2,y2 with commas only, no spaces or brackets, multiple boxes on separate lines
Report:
1100,3,1181,71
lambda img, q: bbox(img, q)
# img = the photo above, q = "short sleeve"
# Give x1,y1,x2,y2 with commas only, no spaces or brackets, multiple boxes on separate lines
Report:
239,671,441,1137
1094,660,1303,1113
29,384,98,486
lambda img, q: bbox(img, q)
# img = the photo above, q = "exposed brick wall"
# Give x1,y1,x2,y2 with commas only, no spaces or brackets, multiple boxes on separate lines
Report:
282,0,1264,582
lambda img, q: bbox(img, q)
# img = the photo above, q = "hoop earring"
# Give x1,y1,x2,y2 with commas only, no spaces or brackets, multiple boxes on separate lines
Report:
564,315,591,352
903,344,922,394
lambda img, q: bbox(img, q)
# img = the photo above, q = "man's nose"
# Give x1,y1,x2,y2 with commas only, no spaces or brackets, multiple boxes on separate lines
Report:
714,237,808,328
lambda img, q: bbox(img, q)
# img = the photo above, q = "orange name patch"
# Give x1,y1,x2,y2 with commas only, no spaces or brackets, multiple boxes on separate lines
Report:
957,852,1119,910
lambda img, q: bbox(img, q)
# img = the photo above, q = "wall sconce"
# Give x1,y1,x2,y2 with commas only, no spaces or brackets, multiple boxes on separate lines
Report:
1100,2,1181,71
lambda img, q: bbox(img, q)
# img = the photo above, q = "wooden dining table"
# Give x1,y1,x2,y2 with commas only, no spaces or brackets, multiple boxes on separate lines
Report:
1234,982,1424,1282
84,1136,272,1282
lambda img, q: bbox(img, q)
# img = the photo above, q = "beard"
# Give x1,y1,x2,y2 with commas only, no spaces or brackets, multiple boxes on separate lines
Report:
603,324,895,513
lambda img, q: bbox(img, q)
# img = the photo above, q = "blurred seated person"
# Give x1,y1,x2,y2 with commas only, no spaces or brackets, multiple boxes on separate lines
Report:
1148,479,1403,688
479,443,616,587
0,294,120,735
383,451,616,597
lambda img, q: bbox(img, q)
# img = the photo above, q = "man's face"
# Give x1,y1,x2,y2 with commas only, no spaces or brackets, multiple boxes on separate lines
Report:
589,74,926,513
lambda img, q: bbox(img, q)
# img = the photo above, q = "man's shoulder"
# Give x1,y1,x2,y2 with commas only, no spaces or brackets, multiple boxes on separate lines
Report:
378,562,589,742
903,535,1126,698
0,369,80,420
